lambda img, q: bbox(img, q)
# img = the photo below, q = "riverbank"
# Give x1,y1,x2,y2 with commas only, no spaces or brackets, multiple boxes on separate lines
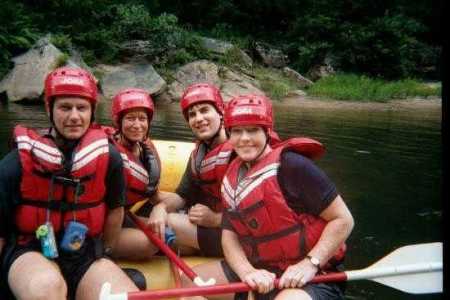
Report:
279,96,442,112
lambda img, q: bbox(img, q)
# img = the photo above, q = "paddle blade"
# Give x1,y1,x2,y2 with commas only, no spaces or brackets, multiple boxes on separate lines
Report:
347,242,443,294
371,242,442,294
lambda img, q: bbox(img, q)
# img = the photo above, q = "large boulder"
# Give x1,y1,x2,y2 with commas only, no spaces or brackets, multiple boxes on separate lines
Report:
155,60,265,103
282,67,313,88
0,36,96,102
253,42,288,68
0,36,66,102
200,37,253,69
96,64,166,99
307,64,336,81
219,67,264,102
200,37,234,55
307,55,337,81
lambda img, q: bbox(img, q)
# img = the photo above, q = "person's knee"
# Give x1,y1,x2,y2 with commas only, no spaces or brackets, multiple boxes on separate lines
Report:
274,288,312,300
167,213,182,230
25,271,67,299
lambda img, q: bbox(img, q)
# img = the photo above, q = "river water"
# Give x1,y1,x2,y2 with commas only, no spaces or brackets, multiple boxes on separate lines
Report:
0,99,442,299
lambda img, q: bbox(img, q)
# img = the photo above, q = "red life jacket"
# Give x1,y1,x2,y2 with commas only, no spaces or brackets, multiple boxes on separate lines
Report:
221,137,345,271
190,140,234,212
13,125,110,238
102,126,161,206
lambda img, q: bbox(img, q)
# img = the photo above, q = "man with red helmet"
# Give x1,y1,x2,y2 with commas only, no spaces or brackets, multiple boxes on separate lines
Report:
103,88,162,262
0,67,138,299
182,94,354,300
148,83,233,257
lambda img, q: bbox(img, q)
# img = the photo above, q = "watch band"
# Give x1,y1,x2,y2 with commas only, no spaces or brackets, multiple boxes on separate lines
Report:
306,255,321,270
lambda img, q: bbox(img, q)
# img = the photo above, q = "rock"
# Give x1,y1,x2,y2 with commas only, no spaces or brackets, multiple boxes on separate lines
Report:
282,67,313,88
307,55,337,81
155,60,265,103
119,40,155,60
96,64,166,99
200,37,234,55
66,48,94,76
253,42,288,68
200,37,253,69
286,89,307,97
0,36,67,102
307,64,336,81
155,60,220,103
219,67,264,102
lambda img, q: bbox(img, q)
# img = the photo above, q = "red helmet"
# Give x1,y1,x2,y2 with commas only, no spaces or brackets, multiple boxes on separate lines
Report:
111,88,154,128
180,83,224,120
224,94,273,131
44,67,97,111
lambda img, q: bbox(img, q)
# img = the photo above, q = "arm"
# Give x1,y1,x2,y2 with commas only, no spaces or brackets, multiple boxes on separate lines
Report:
223,229,276,294
188,204,222,227
279,195,354,288
102,206,124,250
308,195,354,267
278,152,354,288
0,150,22,257
102,144,127,253
148,191,186,239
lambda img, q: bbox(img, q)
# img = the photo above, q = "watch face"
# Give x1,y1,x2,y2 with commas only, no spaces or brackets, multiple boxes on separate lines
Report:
308,255,320,266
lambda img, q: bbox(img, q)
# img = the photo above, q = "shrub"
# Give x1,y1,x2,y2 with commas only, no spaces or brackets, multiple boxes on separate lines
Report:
307,73,441,101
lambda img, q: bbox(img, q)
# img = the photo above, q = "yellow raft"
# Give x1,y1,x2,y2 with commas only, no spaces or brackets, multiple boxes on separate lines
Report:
120,139,221,290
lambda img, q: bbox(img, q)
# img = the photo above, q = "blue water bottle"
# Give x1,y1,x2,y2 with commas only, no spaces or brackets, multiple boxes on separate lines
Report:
164,227,176,245
36,222,59,259
60,221,88,252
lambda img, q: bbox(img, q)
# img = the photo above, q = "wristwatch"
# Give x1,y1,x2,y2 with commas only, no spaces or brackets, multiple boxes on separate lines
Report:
306,255,321,270
104,246,113,257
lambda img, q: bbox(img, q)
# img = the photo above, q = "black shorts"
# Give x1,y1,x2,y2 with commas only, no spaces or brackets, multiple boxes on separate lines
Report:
220,260,345,300
1,237,104,300
197,226,223,257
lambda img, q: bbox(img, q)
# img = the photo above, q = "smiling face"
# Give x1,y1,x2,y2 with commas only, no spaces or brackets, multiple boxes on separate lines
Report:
187,102,222,141
120,108,149,143
229,125,271,162
52,97,92,140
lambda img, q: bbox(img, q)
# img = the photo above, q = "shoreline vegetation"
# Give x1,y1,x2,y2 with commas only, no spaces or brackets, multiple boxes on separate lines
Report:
2,1,441,104
250,69,441,103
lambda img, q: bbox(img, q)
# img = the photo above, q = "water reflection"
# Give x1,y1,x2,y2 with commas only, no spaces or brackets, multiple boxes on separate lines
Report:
0,100,442,299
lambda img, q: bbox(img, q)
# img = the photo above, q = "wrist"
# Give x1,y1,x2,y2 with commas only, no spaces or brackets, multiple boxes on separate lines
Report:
238,268,255,280
103,246,113,258
306,255,321,271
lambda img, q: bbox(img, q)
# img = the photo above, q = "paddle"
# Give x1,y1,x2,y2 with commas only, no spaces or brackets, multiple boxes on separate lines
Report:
127,212,216,286
101,242,442,300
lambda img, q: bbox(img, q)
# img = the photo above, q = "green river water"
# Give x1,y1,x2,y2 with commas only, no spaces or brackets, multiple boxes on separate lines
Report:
0,99,442,299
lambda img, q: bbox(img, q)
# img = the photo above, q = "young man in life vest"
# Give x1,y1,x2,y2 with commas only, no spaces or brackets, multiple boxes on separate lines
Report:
148,83,232,257
0,67,138,300
183,94,354,300
104,88,162,261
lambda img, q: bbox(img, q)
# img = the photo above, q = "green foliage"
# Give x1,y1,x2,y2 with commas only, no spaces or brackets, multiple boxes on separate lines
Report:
307,73,441,102
253,66,302,100
0,0,440,81
0,0,39,77
50,34,72,53
54,53,69,68
218,47,248,68
157,0,440,80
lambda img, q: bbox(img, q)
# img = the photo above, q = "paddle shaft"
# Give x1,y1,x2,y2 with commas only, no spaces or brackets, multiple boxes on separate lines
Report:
122,274,347,300
127,212,197,280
